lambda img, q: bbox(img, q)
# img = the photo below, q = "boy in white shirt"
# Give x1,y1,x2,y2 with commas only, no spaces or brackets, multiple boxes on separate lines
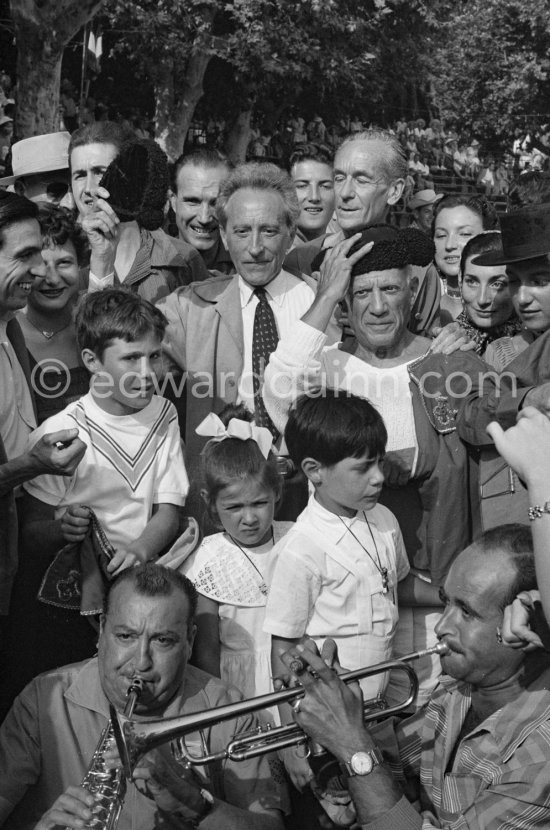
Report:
264,391,432,790
22,288,188,572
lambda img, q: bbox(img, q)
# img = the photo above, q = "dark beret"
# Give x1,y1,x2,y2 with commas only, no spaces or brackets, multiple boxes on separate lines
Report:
349,224,434,276
99,138,169,231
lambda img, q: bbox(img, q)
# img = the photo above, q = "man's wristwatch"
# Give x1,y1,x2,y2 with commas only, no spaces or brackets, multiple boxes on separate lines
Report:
340,747,383,777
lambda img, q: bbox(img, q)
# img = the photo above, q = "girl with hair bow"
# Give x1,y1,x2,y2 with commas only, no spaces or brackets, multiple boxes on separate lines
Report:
182,404,293,725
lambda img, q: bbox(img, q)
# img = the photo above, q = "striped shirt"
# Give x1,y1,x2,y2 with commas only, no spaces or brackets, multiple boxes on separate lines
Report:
365,675,550,829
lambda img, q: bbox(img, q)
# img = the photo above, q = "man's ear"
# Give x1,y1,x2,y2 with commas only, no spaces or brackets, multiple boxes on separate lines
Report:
99,613,106,635
169,190,177,214
81,347,101,373
301,457,323,486
386,178,405,206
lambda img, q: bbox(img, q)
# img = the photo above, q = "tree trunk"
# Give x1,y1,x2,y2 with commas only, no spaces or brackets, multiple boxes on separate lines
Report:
154,48,213,162
224,109,253,165
154,11,216,162
10,0,105,138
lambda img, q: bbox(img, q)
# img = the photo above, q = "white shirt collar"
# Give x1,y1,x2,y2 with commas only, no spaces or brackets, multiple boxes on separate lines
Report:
239,270,293,310
304,494,381,545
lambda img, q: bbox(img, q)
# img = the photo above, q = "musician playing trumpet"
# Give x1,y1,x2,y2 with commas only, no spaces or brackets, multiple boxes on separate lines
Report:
281,526,550,829
0,565,285,830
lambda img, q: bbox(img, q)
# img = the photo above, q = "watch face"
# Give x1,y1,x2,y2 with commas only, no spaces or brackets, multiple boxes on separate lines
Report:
351,751,374,775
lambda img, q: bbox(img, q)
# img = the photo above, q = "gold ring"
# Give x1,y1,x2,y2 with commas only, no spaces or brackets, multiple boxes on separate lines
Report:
289,658,306,674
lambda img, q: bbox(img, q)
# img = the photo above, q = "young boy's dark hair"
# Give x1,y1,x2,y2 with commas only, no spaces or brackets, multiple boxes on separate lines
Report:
75,287,167,359
285,390,387,468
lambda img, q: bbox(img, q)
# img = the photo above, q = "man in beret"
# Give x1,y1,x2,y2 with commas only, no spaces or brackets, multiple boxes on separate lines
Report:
264,225,501,711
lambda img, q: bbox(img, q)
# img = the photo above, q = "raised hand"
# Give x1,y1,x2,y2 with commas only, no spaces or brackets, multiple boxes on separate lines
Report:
487,406,550,488
81,186,120,275
29,429,86,476
317,235,374,305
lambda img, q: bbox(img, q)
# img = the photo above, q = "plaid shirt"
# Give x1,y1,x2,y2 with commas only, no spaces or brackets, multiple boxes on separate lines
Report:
364,675,550,829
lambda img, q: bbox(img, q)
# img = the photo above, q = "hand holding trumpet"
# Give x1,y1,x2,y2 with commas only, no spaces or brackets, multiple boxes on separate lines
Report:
279,639,366,765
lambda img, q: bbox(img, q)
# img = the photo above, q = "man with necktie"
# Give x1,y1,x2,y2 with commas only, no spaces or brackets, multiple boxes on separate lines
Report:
158,162,322,525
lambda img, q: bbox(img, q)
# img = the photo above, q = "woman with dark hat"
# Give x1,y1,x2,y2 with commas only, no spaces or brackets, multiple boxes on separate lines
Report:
480,205,550,370
453,230,522,358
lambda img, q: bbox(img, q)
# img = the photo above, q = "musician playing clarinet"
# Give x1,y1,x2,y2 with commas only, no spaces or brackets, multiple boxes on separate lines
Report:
281,525,550,830
0,565,285,830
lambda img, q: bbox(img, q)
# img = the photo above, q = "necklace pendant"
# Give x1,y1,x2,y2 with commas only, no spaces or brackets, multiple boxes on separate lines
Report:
42,330,55,339
381,568,389,594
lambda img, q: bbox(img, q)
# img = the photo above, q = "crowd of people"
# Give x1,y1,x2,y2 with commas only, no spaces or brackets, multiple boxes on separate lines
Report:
3,66,550,209
0,108,549,830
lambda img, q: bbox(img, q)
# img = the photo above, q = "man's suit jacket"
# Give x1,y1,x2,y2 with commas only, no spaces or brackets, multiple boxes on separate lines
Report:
158,273,245,479
0,319,35,614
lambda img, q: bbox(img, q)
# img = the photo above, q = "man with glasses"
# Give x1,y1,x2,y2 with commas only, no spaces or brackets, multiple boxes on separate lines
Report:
0,133,71,205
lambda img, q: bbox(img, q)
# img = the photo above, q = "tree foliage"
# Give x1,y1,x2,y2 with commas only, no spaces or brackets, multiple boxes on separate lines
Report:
10,0,105,136
429,0,550,139
104,0,391,158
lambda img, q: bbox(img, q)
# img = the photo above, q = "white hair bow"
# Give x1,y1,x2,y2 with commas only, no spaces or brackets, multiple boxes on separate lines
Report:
196,412,274,459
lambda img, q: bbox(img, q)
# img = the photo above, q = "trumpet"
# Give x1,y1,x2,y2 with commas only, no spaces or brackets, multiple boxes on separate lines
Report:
111,644,446,778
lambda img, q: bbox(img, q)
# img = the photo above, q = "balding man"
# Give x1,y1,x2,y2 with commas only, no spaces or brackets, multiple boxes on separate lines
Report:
282,525,550,830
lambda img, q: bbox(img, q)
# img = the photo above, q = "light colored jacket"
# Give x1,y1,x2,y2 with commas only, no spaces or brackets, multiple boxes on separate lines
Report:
158,273,244,478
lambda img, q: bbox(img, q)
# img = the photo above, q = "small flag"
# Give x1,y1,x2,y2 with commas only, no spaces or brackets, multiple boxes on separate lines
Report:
87,32,103,75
